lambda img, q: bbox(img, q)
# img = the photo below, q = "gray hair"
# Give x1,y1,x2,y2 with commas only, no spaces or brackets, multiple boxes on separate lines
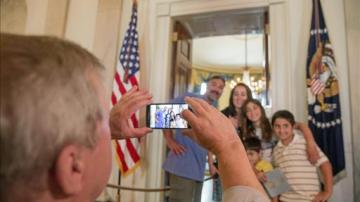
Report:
0,34,105,197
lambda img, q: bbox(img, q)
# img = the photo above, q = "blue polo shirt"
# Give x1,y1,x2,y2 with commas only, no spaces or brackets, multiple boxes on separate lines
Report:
162,92,208,182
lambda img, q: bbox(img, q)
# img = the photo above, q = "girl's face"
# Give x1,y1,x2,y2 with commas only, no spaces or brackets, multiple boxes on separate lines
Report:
232,86,248,109
245,102,262,125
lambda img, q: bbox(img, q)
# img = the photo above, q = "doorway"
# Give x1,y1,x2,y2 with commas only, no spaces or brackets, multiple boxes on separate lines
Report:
146,1,291,202
171,7,271,110
167,8,270,202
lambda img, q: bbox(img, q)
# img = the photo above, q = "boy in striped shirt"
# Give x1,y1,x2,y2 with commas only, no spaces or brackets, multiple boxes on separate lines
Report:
271,110,333,202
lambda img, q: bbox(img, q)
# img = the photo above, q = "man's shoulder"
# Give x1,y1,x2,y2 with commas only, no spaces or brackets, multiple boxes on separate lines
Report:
182,92,203,98
172,92,203,102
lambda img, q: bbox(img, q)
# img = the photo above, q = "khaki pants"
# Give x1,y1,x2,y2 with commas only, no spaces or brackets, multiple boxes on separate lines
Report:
169,173,203,202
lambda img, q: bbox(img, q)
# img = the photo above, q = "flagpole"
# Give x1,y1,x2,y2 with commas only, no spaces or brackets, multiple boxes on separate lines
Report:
117,0,137,202
116,171,121,202
113,1,142,201
314,0,322,75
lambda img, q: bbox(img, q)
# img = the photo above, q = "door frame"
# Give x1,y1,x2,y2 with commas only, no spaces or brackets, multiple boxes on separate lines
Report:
145,0,292,201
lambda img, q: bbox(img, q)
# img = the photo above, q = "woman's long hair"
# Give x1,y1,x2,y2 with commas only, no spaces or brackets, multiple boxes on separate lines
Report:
225,83,253,117
241,99,272,142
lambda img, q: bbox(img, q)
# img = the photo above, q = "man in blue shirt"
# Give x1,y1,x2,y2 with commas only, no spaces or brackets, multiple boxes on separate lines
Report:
163,75,225,202
155,106,165,128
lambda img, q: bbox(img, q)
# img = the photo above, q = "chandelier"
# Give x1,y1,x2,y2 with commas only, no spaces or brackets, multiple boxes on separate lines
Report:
229,31,266,96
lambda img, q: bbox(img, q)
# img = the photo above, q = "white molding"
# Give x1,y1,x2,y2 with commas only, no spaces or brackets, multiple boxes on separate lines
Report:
170,0,269,17
269,0,285,4
25,0,49,34
64,0,99,51
145,14,173,202
156,3,171,16
269,2,291,113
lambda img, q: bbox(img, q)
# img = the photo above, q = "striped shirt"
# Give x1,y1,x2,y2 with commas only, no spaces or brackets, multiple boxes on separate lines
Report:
273,132,328,202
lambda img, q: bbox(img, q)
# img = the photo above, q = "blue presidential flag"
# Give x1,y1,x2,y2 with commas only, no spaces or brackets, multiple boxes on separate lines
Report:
306,0,345,182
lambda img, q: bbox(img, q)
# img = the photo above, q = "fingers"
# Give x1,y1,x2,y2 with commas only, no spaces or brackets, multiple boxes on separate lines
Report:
181,109,198,129
119,86,152,108
125,88,152,102
171,143,186,155
110,86,153,140
308,154,317,164
129,127,153,138
174,145,186,155
184,97,207,116
125,93,152,114
192,97,213,112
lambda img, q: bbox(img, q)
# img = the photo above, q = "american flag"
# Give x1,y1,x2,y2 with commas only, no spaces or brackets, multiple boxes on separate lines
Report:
111,3,141,175
310,75,325,95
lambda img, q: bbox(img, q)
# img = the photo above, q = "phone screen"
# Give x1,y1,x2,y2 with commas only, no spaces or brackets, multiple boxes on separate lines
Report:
146,103,189,129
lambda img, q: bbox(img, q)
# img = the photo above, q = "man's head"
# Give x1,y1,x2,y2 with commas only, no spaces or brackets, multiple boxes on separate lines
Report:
0,34,112,201
271,110,295,145
205,75,225,102
244,137,262,166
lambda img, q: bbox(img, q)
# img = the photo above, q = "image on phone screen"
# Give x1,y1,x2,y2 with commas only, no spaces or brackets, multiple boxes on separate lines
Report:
146,103,189,129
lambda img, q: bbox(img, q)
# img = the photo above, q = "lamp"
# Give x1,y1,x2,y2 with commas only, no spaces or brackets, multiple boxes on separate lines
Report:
229,32,266,98
242,31,251,86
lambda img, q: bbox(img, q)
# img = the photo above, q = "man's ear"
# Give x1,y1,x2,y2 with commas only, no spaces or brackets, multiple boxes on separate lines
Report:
53,145,85,195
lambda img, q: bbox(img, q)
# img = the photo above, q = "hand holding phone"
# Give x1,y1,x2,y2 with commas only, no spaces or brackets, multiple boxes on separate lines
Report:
146,103,189,129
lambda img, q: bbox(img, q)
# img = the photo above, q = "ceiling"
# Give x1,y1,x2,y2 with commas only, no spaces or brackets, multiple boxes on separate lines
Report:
174,8,267,70
192,34,264,70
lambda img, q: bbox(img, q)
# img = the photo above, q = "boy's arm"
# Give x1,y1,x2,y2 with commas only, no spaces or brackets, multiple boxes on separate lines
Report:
313,161,333,202
294,122,320,164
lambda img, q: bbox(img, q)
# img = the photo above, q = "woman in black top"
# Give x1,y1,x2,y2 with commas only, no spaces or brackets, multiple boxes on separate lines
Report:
210,83,253,201
221,83,253,137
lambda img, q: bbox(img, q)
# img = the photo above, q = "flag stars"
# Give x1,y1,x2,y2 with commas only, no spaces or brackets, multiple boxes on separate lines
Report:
308,115,342,129
310,28,328,36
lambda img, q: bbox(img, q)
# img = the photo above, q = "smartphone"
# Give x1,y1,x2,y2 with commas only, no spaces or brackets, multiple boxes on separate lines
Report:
146,103,190,129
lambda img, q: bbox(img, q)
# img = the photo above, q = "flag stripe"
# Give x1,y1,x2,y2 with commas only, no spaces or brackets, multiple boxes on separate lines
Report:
114,72,127,95
131,114,138,128
126,139,140,162
129,75,138,86
115,141,129,172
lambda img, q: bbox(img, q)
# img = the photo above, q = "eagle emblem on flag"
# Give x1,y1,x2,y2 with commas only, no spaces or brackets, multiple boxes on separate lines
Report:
307,40,339,113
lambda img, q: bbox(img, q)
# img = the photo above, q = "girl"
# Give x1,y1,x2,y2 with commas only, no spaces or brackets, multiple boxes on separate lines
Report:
241,99,320,163
241,99,275,162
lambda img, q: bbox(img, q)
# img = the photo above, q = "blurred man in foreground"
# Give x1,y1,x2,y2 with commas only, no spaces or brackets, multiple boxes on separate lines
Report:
0,33,268,202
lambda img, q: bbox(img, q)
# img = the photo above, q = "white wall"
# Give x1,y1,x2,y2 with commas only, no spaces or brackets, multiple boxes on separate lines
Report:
344,0,360,199
1,0,357,201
